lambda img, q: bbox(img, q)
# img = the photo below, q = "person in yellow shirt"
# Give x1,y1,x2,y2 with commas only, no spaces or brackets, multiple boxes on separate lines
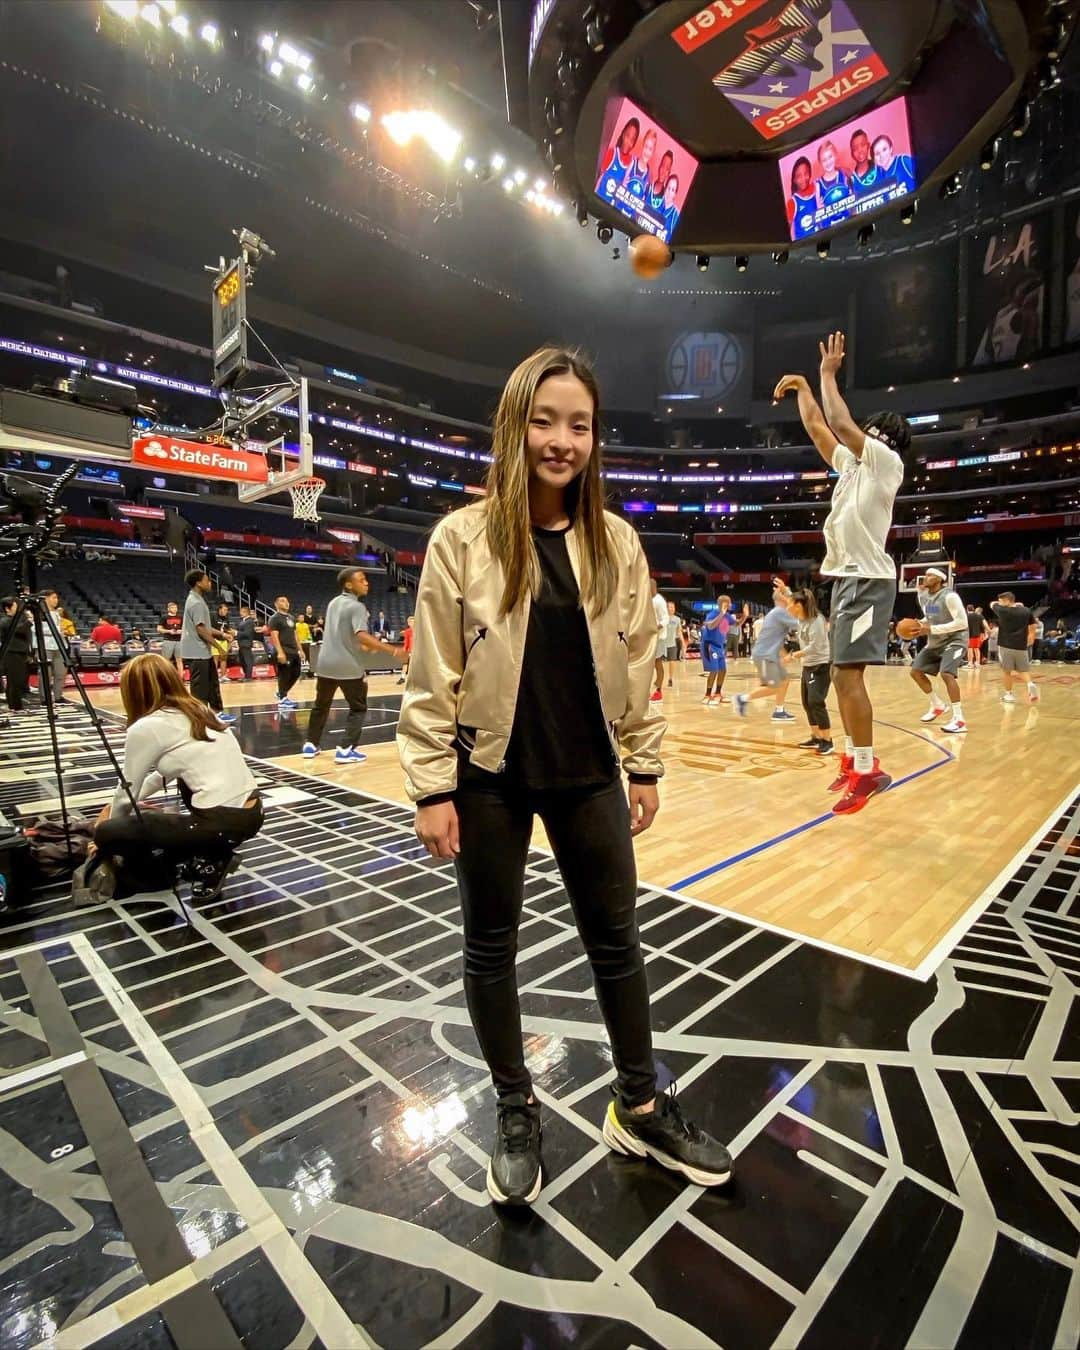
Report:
295,615,312,669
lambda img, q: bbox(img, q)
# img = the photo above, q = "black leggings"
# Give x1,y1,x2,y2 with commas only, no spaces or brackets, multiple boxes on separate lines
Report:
801,663,832,730
454,763,656,1107
2,651,28,710
95,793,263,867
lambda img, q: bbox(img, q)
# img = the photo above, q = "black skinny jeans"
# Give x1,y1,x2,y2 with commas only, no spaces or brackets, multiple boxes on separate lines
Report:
95,791,263,867
801,662,832,730
307,676,367,749
454,762,656,1108
276,654,302,699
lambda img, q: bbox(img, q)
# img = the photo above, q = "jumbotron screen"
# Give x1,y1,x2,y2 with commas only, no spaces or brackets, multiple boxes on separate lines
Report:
594,94,700,244
779,93,916,243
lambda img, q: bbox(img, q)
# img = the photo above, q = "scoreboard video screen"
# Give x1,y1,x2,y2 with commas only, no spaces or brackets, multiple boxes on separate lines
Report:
779,93,916,243
594,94,700,244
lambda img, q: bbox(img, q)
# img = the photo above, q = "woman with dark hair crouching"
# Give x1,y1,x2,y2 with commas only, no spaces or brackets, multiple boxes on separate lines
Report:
82,653,263,903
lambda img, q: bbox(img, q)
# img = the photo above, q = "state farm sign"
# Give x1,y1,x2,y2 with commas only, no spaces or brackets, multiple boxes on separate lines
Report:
131,436,269,483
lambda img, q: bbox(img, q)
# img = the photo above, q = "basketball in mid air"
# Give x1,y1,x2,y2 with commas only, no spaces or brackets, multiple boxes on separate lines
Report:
629,233,672,280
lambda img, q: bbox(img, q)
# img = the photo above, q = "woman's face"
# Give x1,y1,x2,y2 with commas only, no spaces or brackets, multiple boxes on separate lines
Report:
873,138,894,170
640,132,656,166
819,144,836,176
526,372,594,493
655,153,672,188
794,161,811,193
619,124,638,157
664,177,678,208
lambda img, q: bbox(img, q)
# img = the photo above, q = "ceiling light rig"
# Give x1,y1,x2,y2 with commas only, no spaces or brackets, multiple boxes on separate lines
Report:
95,5,562,222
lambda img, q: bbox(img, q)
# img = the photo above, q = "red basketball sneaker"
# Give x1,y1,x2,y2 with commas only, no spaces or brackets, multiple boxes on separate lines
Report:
827,755,854,792
833,766,893,815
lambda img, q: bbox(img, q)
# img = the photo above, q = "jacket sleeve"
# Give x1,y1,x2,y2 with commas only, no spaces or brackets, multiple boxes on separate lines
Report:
396,520,467,802
615,533,666,780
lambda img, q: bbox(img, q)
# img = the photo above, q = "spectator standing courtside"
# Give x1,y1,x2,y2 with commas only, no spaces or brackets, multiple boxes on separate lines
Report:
39,588,68,706
1,596,31,713
157,600,183,675
235,606,257,681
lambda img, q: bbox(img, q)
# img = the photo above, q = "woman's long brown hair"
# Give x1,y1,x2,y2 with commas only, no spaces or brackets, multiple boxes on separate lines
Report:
484,346,617,618
120,652,223,739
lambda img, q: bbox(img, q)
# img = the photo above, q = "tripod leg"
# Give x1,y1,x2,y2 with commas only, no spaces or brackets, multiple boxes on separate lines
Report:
28,601,75,870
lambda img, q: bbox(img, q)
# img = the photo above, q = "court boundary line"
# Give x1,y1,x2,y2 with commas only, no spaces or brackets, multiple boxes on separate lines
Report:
908,783,1080,982
667,718,955,892
235,750,938,982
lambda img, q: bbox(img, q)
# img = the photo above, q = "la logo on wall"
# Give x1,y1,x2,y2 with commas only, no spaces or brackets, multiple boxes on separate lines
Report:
665,331,743,401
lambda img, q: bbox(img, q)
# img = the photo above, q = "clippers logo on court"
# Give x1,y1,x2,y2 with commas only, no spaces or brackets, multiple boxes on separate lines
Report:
670,0,889,141
131,436,270,484
665,332,743,401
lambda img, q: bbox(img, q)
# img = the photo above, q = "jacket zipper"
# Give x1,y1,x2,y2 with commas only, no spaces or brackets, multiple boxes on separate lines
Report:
467,627,488,655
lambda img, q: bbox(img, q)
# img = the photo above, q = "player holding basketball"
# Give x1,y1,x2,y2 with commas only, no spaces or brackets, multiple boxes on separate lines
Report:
910,567,969,733
700,595,731,705
774,331,908,814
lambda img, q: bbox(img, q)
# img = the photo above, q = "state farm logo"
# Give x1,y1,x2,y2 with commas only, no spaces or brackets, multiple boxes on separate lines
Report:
132,435,268,483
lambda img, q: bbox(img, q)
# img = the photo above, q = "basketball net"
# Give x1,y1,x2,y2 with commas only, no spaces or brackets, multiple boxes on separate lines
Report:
288,476,326,522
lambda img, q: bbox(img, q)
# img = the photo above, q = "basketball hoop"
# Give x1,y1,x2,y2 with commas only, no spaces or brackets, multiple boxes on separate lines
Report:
288,476,326,522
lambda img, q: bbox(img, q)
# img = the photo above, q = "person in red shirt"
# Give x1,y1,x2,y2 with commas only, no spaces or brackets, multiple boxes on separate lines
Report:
91,615,123,646
397,614,414,686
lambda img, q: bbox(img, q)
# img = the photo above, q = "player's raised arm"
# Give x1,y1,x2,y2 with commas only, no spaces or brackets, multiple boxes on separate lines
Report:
773,374,837,467
818,331,865,458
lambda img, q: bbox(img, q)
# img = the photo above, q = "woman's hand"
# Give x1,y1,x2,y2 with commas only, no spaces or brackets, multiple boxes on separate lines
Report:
628,783,659,837
415,801,461,859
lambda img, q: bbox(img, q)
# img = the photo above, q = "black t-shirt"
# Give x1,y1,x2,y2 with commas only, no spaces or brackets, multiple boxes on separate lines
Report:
991,602,1033,651
967,610,984,638
506,526,617,789
160,612,182,638
268,611,299,655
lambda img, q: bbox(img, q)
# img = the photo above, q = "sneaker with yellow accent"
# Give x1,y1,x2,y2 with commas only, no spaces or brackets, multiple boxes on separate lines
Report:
602,1085,732,1186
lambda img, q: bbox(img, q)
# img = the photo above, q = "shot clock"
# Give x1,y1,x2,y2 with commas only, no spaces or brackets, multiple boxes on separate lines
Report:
211,258,248,389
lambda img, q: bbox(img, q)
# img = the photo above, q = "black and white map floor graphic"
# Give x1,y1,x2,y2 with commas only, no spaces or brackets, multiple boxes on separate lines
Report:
0,705,1077,1348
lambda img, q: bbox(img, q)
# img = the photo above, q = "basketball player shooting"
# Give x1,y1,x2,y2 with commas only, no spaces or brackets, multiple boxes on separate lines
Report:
773,332,909,814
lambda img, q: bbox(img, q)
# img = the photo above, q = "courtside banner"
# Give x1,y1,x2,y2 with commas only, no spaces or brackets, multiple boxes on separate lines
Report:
132,436,270,483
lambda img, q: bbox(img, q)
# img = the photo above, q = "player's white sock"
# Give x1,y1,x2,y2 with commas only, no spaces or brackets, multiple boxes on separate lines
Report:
775,704,784,713
929,694,944,712
844,737,854,756
951,702,963,720
1027,681,1037,696
853,746,874,774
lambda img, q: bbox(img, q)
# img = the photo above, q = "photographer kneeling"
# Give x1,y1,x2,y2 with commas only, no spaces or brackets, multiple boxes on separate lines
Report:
81,653,263,903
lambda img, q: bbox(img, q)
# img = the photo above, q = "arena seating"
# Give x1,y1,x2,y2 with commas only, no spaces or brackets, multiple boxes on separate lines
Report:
36,552,414,640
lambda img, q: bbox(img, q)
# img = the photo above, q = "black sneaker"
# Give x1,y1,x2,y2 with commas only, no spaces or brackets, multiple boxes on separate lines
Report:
797,737,819,749
602,1084,732,1186
187,854,238,903
816,739,834,755
487,1093,542,1205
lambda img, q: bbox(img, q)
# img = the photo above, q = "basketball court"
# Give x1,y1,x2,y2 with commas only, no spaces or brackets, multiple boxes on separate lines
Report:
85,652,1080,978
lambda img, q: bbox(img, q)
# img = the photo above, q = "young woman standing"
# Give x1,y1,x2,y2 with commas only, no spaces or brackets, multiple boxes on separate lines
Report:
787,586,834,754
398,348,732,1206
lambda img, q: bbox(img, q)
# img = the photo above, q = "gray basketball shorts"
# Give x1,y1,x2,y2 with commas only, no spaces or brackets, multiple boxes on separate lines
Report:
754,656,789,687
913,637,966,677
999,647,1030,674
829,576,896,666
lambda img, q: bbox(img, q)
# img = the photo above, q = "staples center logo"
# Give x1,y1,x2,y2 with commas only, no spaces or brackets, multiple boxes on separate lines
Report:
132,435,269,483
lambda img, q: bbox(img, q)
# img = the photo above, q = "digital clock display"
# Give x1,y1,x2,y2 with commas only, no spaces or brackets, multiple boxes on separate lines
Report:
216,268,241,307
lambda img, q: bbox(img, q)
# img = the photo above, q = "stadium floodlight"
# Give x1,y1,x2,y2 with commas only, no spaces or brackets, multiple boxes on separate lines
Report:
199,21,217,44
350,101,371,124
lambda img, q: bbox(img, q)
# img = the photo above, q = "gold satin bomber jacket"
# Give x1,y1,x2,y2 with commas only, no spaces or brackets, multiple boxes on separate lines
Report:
396,502,666,801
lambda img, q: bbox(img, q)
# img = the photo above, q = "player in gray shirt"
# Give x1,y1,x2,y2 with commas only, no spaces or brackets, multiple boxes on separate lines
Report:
179,569,234,723
302,567,405,765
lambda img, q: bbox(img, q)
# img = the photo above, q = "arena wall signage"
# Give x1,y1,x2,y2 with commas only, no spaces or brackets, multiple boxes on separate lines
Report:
131,435,270,483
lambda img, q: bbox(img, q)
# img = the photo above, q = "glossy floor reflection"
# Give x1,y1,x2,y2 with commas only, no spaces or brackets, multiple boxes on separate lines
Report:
0,704,1077,1348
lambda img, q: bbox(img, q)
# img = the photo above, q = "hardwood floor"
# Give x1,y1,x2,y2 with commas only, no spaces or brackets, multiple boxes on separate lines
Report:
88,656,1080,973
